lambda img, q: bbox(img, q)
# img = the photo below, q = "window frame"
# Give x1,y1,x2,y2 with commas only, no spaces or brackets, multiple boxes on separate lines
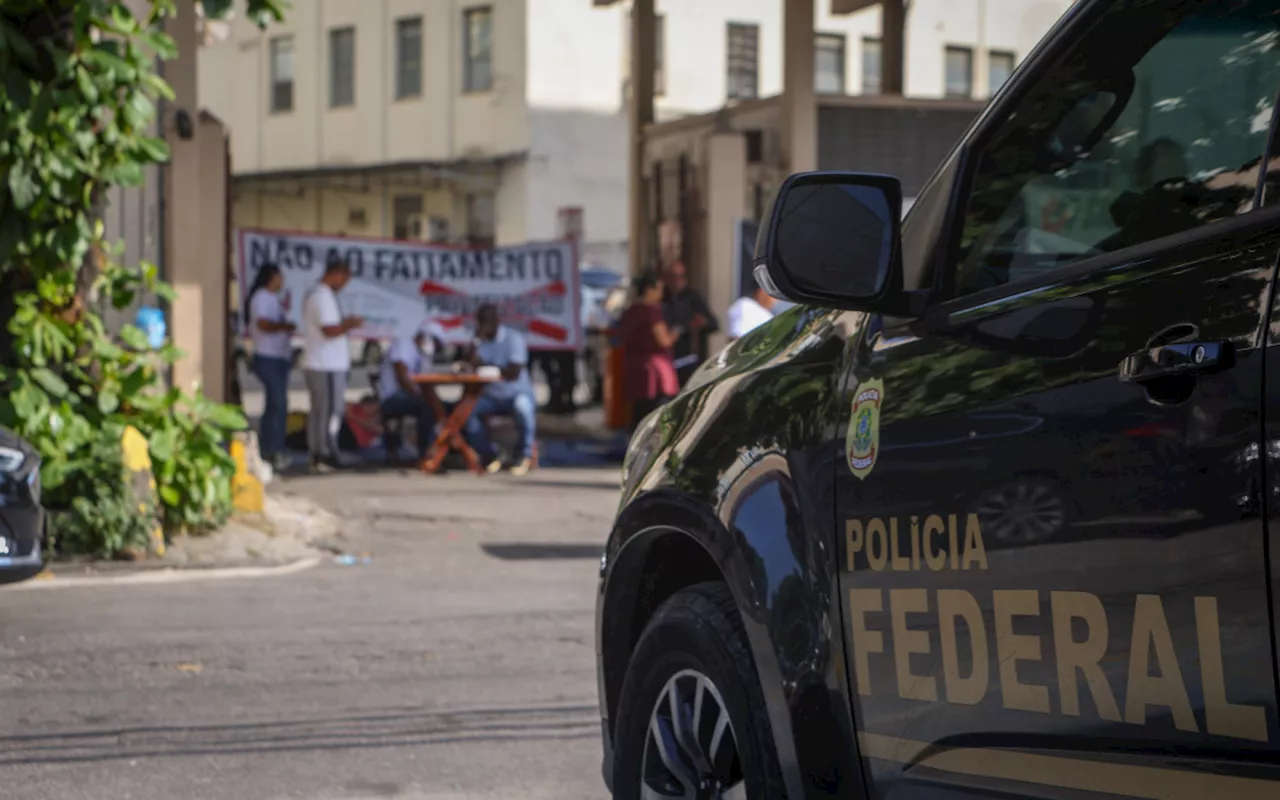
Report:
919,0,1280,314
463,6,494,94
395,16,424,100
862,36,882,95
329,26,356,109
987,49,1016,96
815,32,847,95
726,22,760,101
944,45,974,99
268,35,294,114
392,194,425,241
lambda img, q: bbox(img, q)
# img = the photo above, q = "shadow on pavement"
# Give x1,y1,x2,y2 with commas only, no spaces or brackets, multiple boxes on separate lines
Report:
480,543,604,561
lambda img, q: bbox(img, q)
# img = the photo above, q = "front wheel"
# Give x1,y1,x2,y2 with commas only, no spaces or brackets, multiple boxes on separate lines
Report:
611,583,786,800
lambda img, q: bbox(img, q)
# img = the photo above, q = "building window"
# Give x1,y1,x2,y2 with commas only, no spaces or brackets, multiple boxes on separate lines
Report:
988,50,1015,95
396,17,423,99
745,129,764,164
393,194,424,240
654,14,666,97
945,45,974,98
726,22,759,101
466,193,496,247
269,36,293,113
815,32,846,94
463,6,493,93
329,27,355,108
861,37,881,95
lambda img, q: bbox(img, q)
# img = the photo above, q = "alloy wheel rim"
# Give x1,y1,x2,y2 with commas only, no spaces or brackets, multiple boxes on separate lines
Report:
976,481,1065,544
640,669,746,800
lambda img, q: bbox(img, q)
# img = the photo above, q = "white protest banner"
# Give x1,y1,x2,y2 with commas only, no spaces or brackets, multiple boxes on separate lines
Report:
237,229,581,351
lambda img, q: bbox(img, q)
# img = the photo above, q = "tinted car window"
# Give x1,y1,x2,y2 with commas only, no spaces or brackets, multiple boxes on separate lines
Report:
954,0,1280,297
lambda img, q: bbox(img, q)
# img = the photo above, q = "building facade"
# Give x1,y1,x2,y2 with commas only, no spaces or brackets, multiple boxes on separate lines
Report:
199,0,1072,276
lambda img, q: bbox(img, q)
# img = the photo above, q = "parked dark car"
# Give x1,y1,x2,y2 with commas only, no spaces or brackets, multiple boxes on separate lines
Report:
596,1,1280,797
0,427,44,584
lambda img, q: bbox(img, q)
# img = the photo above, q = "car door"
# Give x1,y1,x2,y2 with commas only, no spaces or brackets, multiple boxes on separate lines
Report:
836,1,1280,797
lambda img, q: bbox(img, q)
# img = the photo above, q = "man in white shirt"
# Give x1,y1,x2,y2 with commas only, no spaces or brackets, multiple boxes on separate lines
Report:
726,285,778,341
379,322,445,463
302,254,363,473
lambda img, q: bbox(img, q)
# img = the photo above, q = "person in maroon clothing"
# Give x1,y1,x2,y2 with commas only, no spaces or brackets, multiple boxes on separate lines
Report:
618,270,683,429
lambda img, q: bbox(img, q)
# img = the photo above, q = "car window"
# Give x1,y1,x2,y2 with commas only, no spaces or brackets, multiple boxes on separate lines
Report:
954,0,1280,298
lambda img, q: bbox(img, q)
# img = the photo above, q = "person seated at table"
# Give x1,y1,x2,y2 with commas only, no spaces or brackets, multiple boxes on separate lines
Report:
463,304,536,476
379,321,445,463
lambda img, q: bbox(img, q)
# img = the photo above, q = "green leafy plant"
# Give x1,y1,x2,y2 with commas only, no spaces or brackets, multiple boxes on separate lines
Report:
44,420,157,558
0,0,282,555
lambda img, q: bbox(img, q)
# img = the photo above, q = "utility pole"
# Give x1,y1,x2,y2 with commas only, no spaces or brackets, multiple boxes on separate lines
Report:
882,0,907,96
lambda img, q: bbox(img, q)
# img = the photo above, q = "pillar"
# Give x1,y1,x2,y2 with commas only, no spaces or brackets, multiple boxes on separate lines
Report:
164,3,229,401
882,0,906,96
782,0,818,174
164,1,205,396
628,0,656,275
705,132,747,356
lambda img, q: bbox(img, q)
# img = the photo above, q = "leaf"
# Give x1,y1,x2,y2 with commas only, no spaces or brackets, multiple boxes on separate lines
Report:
30,368,69,398
119,324,150,351
160,486,179,506
75,66,99,103
8,162,36,210
149,428,177,461
134,135,170,163
120,367,151,399
92,337,126,361
205,403,248,432
103,160,144,186
98,391,119,415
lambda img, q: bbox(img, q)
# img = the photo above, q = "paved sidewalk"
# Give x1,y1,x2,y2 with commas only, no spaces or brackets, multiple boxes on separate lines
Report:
44,493,344,578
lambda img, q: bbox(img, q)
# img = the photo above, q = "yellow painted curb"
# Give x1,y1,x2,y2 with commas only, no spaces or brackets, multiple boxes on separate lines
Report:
231,438,264,514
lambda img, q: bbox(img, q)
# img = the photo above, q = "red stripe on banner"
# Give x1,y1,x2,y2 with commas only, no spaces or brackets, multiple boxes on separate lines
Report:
420,280,461,296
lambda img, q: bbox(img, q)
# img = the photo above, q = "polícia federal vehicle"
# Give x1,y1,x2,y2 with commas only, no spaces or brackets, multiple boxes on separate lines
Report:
595,0,1280,797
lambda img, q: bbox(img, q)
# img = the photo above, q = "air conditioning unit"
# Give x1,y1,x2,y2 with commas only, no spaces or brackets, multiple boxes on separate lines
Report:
406,214,451,242
428,216,450,242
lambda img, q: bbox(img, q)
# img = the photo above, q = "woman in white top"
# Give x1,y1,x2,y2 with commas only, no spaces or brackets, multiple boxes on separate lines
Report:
245,264,296,469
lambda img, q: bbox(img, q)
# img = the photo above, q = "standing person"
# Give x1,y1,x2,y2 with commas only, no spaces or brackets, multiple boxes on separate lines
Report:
378,321,444,464
302,254,363,473
726,284,777,341
245,263,295,471
661,260,719,386
619,271,681,429
463,304,537,476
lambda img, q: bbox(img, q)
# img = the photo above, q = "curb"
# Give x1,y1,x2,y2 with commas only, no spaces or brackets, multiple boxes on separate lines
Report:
4,556,322,590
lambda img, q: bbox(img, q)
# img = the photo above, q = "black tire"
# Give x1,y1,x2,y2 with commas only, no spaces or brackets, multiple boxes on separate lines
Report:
611,582,786,800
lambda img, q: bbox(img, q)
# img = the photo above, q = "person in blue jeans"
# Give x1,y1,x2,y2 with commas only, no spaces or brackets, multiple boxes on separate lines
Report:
245,264,296,471
464,304,536,476
379,322,444,463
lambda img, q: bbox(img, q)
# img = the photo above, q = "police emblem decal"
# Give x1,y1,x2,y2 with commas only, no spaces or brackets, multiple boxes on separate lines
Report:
846,378,883,479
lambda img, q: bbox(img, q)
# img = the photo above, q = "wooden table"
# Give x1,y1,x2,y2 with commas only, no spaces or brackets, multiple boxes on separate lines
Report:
411,372,498,474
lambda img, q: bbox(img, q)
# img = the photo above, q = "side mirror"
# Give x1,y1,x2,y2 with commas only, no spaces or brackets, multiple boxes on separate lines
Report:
753,171,908,313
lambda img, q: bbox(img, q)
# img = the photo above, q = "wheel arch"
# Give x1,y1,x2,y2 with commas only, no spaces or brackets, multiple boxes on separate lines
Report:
598,489,813,800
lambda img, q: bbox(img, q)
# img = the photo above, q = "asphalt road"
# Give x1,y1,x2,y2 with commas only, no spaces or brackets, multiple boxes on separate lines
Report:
0,468,620,800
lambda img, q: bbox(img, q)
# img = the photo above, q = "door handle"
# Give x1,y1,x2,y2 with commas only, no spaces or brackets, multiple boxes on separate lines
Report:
1119,340,1234,383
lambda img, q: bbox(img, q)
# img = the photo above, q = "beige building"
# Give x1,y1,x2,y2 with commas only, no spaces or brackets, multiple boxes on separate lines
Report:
199,1,569,261
199,0,1070,279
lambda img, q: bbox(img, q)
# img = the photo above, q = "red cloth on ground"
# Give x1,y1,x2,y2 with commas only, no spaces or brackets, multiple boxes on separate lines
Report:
617,302,679,402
